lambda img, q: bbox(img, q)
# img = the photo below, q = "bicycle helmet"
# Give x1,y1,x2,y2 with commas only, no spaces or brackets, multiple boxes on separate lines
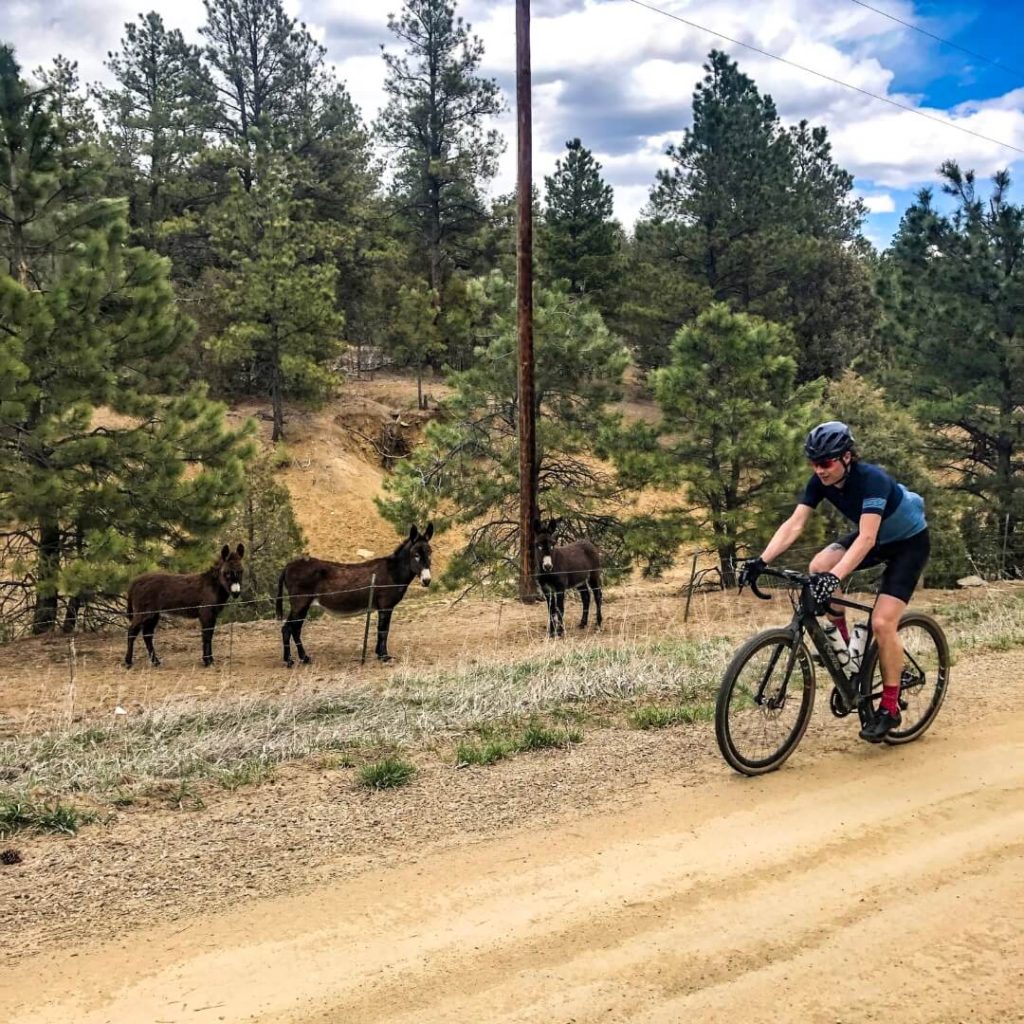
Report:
804,421,854,461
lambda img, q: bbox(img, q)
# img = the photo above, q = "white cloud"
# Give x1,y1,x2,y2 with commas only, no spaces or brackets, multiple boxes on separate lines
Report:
860,193,897,214
4,0,1023,231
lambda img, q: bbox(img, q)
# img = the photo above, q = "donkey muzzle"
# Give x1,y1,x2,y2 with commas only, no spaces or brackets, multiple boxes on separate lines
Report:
420,569,431,586
230,583,241,595
541,557,553,572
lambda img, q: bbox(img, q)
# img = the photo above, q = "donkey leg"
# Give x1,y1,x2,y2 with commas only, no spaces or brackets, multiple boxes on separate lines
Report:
555,591,566,637
199,609,217,667
282,599,311,667
293,604,313,665
142,614,161,666
375,607,394,662
544,588,557,637
592,577,603,629
577,583,590,628
125,618,143,668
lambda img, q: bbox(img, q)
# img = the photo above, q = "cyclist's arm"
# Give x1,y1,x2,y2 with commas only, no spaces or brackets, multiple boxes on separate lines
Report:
830,512,881,580
760,504,814,563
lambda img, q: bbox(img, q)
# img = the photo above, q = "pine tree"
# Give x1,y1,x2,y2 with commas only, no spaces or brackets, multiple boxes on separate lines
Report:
376,0,505,335
200,0,329,187
378,276,630,589
0,46,250,633
221,446,305,619
639,50,872,379
613,304,821,583
884,163,1024,574
205,152,344,442
94,12,217,245
542,138,620,305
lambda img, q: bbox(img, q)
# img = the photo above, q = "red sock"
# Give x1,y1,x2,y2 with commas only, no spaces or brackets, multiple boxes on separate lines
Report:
833,617,849,644
880,685,900,715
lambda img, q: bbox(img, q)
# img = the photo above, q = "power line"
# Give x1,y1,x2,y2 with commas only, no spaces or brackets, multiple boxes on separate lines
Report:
623,0,1024,157
843,0,1024,82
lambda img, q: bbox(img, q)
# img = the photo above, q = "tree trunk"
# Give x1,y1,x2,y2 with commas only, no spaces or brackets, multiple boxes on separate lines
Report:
32,522,62,634
271,360,285,442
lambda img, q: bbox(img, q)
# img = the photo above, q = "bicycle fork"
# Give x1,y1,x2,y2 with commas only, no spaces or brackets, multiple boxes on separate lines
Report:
754,631,802,710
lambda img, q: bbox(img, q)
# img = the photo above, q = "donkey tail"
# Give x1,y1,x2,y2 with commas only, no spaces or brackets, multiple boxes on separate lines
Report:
275,571,286,620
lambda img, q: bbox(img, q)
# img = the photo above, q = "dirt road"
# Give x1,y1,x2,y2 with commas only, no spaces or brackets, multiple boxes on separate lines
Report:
4,701,1022,1024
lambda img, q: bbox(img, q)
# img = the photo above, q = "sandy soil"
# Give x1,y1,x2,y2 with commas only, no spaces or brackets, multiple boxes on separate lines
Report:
2,639,1022,1024
3,372,1021,1022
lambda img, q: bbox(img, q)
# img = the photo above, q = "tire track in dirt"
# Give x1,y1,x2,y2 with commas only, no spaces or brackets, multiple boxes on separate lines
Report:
3,712,1021,1024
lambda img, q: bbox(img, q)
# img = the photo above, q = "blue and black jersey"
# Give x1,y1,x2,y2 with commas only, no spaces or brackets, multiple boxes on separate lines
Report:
800,462,927,545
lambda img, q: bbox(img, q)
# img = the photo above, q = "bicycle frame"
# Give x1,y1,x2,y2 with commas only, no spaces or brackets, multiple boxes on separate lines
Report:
748,569,876,724
796,594,875,718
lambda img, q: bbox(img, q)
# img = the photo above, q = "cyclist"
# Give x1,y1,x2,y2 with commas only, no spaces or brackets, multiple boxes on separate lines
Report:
738,421,930,742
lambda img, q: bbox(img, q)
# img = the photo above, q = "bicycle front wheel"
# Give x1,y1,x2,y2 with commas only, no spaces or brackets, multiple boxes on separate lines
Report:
860,612,950,745
715,628,816,776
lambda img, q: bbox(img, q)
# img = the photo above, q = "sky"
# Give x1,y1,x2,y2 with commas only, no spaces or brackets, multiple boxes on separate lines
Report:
5,0,1024,249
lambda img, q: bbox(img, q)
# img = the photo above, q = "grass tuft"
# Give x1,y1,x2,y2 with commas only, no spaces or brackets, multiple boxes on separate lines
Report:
628,702,714,730
358,757,416,790
0,796,96,838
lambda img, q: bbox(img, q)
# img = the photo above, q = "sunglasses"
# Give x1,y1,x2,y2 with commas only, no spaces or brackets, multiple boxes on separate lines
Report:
810,456,840,469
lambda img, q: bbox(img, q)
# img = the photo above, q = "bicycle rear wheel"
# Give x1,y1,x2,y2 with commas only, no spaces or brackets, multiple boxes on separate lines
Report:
715,628,816,776
860,612,950,744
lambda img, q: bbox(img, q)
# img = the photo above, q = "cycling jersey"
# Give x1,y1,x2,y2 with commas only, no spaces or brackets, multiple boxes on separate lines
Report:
799,462,927,544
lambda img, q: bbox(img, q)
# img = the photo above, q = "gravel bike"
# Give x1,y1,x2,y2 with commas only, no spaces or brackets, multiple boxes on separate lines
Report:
715,567,950,776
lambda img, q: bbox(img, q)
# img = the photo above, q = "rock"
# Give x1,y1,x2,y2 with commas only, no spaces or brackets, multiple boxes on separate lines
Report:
956,575,986,588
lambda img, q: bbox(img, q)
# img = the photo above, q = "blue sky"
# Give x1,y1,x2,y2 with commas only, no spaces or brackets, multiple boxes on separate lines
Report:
833,0,1024,242
5,0,1024,248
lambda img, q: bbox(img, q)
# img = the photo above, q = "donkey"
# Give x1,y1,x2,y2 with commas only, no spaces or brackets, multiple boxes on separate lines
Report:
125,543,245,668
533,518,603,637
276,524,433,666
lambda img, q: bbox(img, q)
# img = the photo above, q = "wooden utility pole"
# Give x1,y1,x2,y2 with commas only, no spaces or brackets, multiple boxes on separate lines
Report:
516,0,538,602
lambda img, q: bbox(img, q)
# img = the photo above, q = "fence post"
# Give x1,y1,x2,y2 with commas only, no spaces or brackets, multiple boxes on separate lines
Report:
360,573,377,665
683,549,701,623
1001,512,1011,579
65,631,77,726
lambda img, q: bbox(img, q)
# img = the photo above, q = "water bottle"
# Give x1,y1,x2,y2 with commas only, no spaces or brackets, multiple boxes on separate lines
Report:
848,623,868,674
822,621,854,678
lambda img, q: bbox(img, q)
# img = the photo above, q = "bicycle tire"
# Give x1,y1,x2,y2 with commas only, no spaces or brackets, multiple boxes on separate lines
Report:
715,628,816,776
859,612,950,745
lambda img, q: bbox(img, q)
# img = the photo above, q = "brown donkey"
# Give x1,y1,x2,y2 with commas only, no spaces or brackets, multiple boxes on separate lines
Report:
533,518,603,637
276,524,433,666
125,544,245,668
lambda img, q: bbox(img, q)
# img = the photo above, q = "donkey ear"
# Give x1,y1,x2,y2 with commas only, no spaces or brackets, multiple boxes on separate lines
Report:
532,517,543,534
548,518,561,534
235,543,245,558
220,543,230,561
408,525,419,542
423,522,434,541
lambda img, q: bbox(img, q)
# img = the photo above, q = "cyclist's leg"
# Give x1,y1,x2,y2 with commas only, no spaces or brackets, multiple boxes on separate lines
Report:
860,529,931,741
871,594,906,689
870,531,931,680
809,532,860,640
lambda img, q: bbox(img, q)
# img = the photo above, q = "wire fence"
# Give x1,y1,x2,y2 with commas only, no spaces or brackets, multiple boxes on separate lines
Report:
0,484,1018,735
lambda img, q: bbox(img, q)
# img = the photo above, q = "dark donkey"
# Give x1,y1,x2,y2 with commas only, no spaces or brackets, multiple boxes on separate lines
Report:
533,518,603,637
276,523,433,666
125,543,245,668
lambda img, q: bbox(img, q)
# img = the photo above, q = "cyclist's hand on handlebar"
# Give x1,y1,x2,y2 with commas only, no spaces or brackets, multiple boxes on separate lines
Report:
808,571,841,615
737,556,767,590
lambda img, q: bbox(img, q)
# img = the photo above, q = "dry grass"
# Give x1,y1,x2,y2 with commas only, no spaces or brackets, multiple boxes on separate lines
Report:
0,636,731,803
3,581,1023,815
